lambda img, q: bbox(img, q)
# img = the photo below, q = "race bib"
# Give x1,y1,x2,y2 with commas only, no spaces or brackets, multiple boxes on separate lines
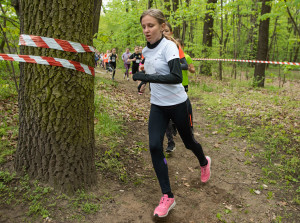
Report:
136,59,140,63
112,58,115,62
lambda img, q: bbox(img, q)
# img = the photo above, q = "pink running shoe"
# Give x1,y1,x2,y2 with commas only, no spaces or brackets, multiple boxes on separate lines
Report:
201,156,211,183
153,194,176,218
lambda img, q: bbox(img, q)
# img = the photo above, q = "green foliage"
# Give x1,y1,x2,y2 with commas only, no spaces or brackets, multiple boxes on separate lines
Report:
0,69,19,100
98,0,299,81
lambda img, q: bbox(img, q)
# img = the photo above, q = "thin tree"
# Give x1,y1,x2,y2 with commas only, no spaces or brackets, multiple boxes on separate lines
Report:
218,0,224,81
148,0,153,9
172,0,180,38
164,0,171,19
15,0,96,194
93,0,102,38
200,0,218,76
181,0,190,43
253,0,272,87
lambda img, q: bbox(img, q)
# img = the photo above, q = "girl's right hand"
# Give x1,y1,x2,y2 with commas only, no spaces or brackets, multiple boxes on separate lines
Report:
139,64,144,72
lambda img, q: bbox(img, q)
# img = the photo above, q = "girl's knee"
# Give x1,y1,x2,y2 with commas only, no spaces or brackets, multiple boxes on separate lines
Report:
149,141,163,154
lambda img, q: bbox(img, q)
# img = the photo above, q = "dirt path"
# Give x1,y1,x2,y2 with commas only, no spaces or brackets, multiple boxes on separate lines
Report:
90,69,295,223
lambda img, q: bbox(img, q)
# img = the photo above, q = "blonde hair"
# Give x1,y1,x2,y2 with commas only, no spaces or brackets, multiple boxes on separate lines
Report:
140,9,179,48
140,9,165,25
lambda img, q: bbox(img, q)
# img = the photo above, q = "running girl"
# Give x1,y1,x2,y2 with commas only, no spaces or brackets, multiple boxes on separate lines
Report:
109,48,118,80
122,48,132,80
103,50,110,71
133,9,211,218
127,46,142,81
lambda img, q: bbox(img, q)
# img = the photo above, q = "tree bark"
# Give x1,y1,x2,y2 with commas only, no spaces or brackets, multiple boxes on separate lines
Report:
246,0,258,61
164,0,171,19
253,0,272,87
218,0,223,81
181,0,190,43
200,0,217,76
93,0,102,38
172,0,180,38
148,0,153,9
15,0,96,194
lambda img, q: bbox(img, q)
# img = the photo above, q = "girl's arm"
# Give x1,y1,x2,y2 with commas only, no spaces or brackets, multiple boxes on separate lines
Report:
188,64,195,73
133,58,182,84
180,57,188,70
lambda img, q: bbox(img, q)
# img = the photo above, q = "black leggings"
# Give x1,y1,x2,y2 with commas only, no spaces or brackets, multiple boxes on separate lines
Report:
166,98,193,146
110,62,116,77
148,98,207,194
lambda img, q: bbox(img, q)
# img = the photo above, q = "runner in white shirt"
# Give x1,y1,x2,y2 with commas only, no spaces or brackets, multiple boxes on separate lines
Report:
133,9,211,218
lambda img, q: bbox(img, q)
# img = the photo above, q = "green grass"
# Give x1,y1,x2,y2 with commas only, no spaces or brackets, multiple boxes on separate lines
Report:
189,74,299,190
94,77,124,139
0,170,104,221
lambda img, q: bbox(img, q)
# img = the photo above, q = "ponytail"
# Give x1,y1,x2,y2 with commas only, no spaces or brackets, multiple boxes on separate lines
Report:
163,34,180,49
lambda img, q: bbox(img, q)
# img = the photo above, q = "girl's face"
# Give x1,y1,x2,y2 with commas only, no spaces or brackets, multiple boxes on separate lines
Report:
139,47,143,53
134,47,139,53
141,15,165,44
112,49,116,54
163,26,173,37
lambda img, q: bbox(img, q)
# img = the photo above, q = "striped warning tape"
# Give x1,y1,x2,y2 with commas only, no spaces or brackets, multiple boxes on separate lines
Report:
19,34,95,53
192,58,300,66
0,53,95,76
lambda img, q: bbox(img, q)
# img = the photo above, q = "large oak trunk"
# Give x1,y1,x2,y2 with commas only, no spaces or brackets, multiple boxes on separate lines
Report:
15,0,96,194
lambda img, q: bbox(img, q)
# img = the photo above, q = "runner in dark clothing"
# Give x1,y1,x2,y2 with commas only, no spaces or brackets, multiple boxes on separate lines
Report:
127,46,142,79
109,48,118,80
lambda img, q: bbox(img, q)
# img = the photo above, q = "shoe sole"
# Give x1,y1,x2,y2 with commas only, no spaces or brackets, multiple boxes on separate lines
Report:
166,147,176,153
154,200,176,218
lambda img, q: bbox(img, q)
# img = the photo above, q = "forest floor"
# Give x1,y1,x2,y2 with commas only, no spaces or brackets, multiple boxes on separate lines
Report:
87,68,299,223
0,67,299,223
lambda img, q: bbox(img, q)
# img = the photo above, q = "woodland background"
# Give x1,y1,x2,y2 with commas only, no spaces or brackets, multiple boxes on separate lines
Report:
0,0,299,222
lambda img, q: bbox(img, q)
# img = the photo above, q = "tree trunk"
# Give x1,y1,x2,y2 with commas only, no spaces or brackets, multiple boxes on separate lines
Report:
246,0,258,61
293,43,299,62
200,0,217,76
148,0,153,8
15,0,96,194
189,19,195,57
266,16,278,67
93,0,102,38
125,1,130,46
232,11,237,79
253,0,272,87
172,0,180,38
181,0,190,43
218,0,223,81
164,0,171,19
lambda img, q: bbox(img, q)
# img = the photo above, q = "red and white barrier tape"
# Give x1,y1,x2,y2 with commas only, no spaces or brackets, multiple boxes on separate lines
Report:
192,58,300,66
0,53,95,76
19,34,95,53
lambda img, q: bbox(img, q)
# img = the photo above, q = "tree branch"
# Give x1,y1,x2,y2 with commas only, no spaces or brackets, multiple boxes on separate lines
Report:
284,0,300,37
0,15,20,28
